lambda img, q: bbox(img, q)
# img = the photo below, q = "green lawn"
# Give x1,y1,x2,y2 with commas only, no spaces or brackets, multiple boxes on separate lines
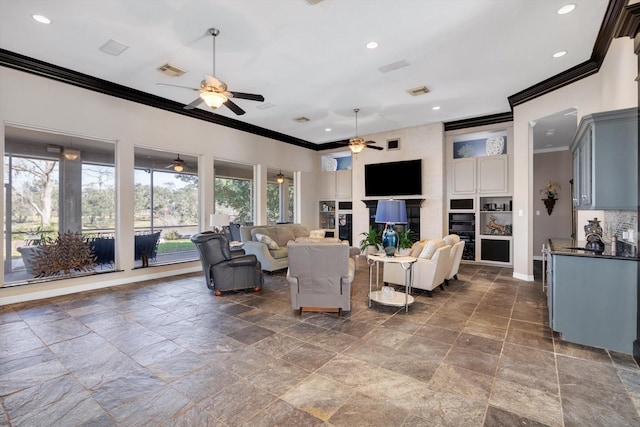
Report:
157,240,194,253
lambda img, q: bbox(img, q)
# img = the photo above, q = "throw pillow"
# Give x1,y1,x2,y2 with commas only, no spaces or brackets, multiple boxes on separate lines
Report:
309,229,326,239
255,233,280,250
275,227,296,246
419,238,446,259
409,240,426,258
444,234,460,246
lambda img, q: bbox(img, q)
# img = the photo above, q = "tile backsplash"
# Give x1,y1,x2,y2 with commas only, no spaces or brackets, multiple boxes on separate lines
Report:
604,210,638,247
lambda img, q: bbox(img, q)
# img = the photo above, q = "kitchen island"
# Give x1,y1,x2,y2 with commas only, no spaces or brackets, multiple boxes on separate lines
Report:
545,239,638,354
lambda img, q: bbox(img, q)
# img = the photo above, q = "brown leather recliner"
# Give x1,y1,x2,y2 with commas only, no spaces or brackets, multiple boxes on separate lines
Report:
191,232,263,296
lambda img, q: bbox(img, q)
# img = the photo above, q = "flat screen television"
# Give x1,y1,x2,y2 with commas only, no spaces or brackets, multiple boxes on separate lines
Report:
365,159,422,197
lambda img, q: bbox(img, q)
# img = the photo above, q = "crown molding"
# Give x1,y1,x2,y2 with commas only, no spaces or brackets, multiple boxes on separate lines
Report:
0,49,317,151
444,112,513,132
614,2,640,42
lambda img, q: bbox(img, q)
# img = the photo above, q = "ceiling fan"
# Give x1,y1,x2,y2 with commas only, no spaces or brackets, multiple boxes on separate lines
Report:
157,28,264,115
340,109,383,153
166,154,186,172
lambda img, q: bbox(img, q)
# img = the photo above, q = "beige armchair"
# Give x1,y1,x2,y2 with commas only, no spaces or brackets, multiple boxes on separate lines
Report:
286,242,355,316
383,239,452,297
444,234,465,284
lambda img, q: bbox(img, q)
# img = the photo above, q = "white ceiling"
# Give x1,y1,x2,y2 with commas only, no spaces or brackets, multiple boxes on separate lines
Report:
0,0,608,148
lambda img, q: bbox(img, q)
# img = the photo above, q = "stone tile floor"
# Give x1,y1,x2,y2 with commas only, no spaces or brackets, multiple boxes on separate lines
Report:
1,261,639,426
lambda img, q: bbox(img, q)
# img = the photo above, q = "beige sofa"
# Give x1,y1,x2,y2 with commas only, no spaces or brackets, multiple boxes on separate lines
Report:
240,224,341,272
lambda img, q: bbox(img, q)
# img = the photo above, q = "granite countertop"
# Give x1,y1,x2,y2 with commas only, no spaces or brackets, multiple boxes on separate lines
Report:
547,238,639,261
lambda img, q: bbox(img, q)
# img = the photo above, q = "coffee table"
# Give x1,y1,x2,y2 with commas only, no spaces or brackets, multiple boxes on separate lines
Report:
367,253,417,312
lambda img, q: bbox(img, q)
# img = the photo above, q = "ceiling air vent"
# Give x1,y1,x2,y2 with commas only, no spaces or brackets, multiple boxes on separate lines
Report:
99,39,129,56
378,60,409,73
293,116,310,123
256,102,276,110
407,86,430,96
158,63,187,77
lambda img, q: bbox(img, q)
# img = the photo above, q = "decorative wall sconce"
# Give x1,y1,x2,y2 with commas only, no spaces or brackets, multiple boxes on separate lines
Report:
540,180,560,215
543,197,556,215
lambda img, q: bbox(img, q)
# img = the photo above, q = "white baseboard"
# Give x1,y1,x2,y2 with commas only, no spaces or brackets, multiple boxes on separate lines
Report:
513,272,534,281
0,265,201,306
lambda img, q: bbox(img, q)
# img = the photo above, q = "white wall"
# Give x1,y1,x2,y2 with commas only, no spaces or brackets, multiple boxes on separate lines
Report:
350,122,445,245
0,66,319,304
512,36,638,280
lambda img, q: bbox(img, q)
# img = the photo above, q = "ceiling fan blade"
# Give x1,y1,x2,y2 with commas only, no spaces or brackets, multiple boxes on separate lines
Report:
223,99,246,115
229,92,265,102
156,83,199,91
366,145,384,151
184,97,204,110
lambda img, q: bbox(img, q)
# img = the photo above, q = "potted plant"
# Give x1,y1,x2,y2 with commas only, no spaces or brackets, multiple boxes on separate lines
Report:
17,226,54,275
359,227,382,254
397,228,416,255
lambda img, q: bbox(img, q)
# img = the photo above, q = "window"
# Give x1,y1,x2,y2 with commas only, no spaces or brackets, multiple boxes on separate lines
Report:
266,169,294,225
4,126,115,284
134,148,199,266
214,160,254,225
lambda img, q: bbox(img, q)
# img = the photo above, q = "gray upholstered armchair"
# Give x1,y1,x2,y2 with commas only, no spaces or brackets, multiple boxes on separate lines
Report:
191,232,263,296
286,242,354,316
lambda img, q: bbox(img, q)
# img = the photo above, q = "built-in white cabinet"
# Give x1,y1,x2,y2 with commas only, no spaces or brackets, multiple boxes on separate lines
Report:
335,169,352,199
452,155,508,195
447,128,513,266
319,170,352,200
452,158,476,194
478,155,508,194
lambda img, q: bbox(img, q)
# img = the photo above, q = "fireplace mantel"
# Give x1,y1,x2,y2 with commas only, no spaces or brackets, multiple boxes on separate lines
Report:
361,199,425,209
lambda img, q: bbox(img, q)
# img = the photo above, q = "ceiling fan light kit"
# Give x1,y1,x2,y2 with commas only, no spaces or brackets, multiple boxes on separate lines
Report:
348,137,366,154
200,91,228,108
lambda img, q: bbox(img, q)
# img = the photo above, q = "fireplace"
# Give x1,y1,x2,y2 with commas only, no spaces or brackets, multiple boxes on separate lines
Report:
362,199,424,241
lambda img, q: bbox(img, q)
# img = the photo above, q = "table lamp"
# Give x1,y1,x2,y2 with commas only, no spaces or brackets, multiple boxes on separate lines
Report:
210,213,230,234
374,199,407,256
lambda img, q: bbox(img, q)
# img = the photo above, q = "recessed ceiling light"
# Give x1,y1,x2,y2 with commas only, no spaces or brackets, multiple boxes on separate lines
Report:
557,4,576,15
432,106,441,111
325,128,331,132
32,14,51,24
553,51,567,58
366,41,378,49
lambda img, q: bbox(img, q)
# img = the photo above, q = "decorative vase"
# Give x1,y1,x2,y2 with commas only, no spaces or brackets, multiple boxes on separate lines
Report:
584,217,603,238
382,223,398,256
